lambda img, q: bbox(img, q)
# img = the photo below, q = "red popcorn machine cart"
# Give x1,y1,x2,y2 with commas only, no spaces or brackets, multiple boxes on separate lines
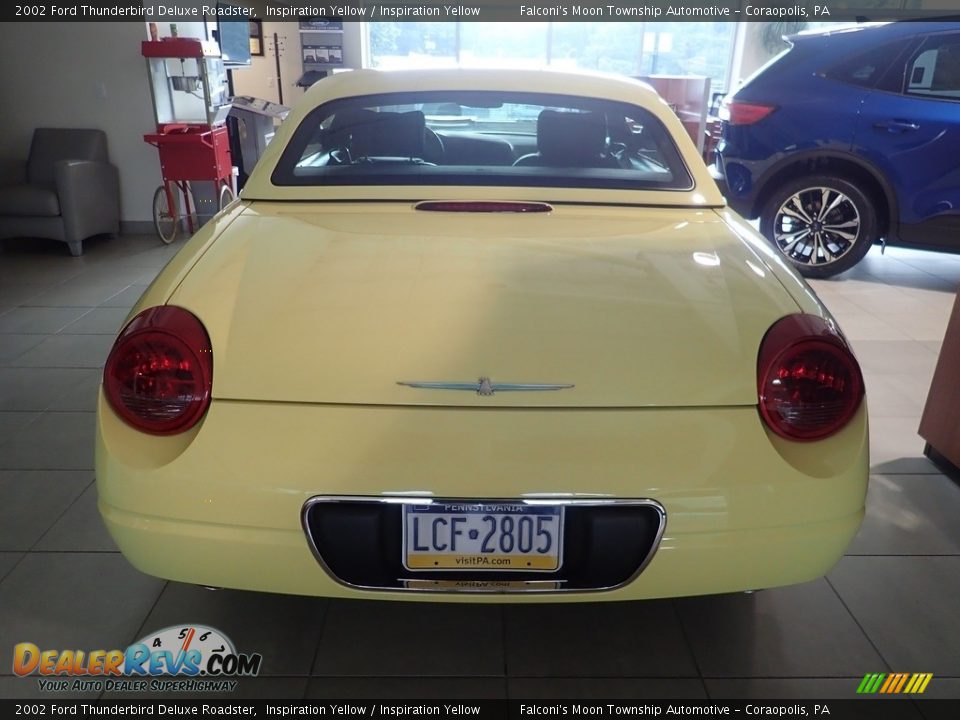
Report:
142,38,235,243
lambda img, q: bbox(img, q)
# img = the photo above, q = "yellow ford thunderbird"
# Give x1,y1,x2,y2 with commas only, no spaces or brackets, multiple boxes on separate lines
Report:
96,69,868,600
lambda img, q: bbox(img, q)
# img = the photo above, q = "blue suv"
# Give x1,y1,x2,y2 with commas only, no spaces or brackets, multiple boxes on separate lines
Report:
718,22,960,278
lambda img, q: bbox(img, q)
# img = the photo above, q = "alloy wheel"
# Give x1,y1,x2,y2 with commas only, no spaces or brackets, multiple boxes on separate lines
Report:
772,186,861,267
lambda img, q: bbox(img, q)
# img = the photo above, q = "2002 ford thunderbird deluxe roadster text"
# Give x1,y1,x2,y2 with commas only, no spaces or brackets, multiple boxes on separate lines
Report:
96,69,868,600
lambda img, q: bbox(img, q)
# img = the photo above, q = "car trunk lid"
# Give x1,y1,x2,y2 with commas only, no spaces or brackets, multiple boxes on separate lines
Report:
169,202,800,408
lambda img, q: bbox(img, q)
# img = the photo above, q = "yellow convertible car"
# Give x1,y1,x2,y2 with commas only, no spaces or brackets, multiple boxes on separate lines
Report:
96,69,868,600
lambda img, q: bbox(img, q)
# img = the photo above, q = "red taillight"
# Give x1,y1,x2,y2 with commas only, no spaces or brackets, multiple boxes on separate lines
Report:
719,101,777,126
103,306,212,435
758,315,864,441
414,201,552,213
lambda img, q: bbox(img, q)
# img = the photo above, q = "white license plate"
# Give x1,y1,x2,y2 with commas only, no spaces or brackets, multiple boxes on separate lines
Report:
403,502,564,572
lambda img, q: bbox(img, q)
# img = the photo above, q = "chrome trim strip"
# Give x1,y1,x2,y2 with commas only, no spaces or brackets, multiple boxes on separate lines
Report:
300,495,667,595
398,377,574,396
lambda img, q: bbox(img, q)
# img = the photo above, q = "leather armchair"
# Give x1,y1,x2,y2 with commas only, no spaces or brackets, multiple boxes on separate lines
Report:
0,128,120,256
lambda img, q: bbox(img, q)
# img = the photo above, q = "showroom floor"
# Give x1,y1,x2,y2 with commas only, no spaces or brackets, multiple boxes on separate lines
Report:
1,234,959,704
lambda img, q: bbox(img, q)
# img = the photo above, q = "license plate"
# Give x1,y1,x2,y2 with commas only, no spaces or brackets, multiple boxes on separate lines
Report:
403,502,564,572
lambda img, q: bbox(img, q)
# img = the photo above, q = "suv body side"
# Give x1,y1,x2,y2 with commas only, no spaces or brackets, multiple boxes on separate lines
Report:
718,22,960,276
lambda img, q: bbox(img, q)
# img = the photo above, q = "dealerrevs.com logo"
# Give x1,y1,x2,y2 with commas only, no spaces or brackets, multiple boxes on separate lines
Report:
13,625,262,693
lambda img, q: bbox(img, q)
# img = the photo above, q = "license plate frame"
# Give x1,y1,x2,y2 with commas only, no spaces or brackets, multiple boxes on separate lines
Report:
402,502,564,573
402,579,564,592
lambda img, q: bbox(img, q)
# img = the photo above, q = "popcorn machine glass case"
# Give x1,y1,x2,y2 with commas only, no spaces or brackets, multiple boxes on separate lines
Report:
143,39,230,128
142,39,235,244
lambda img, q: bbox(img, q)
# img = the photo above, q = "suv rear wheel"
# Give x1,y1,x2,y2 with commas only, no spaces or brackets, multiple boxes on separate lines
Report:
760,176,878,278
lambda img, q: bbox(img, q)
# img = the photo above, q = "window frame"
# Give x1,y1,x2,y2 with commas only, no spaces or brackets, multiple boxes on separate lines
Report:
270,90,695,193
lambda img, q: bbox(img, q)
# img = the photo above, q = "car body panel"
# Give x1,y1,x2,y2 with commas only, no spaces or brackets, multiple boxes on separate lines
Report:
164,202,799,408
96,394,867,600
854,86,960,237
711,208,828,317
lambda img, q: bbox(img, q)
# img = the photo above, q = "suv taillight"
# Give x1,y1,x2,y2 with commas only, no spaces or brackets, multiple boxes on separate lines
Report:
103,306,213,435
758,315,864,441
720,100,777,126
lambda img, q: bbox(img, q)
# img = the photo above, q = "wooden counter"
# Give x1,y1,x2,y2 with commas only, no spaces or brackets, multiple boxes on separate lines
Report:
919,289,960,476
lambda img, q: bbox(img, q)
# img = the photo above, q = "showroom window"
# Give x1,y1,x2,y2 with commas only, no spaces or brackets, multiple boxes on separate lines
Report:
368,22,738,94
367,22,459,67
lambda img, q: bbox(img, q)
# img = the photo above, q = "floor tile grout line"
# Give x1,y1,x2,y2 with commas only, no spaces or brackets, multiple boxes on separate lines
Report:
119,583,171,657
500,604,508,681
6,409,100,416
306,599,334,681
0,307,100,335
0,362,88,371
26,477,97,554
867,471,943,476
0,412,44,433
0,551,29,586
823,575,895,675
21,305,119,310
895,259,960,282
97,579,169,700
668,598,708,700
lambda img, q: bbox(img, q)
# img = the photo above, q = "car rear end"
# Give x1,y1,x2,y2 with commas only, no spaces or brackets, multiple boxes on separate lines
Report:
96,70,869,600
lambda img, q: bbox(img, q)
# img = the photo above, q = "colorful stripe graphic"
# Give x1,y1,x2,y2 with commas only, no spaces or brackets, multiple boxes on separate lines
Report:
857,672,932,694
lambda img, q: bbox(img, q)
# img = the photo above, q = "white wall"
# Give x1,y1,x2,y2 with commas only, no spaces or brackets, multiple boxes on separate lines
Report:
343,23,365,69
0,22,160,224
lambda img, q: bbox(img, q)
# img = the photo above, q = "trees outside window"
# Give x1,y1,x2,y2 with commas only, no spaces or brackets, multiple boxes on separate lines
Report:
369,22,738,94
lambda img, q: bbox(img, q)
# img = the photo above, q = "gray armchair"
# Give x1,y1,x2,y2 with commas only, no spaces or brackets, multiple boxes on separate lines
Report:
0,128,120,256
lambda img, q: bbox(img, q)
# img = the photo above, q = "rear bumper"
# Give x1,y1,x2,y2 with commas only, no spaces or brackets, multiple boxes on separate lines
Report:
100,500,863,600
715,147,761,218
96,395,868,600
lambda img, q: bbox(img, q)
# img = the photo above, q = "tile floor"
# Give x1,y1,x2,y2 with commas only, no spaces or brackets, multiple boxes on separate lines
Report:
1,235,959,702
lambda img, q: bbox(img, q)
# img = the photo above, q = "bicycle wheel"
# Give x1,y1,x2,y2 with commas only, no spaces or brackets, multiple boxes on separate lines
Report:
218,183,235,211
152,185,179,244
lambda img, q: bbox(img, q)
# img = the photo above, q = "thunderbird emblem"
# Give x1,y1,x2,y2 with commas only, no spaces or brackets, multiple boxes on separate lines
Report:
398,377,574,396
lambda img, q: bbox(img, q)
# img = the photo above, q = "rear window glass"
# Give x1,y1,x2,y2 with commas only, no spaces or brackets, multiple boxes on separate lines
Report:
271,91,693,192
905,34,960,101
824,38,912,89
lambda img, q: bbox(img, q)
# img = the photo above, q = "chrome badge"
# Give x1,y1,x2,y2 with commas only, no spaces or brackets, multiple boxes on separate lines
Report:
398,377,574,396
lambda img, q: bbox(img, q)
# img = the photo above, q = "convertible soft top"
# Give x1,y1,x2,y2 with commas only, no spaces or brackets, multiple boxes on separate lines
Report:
241,68,725,208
